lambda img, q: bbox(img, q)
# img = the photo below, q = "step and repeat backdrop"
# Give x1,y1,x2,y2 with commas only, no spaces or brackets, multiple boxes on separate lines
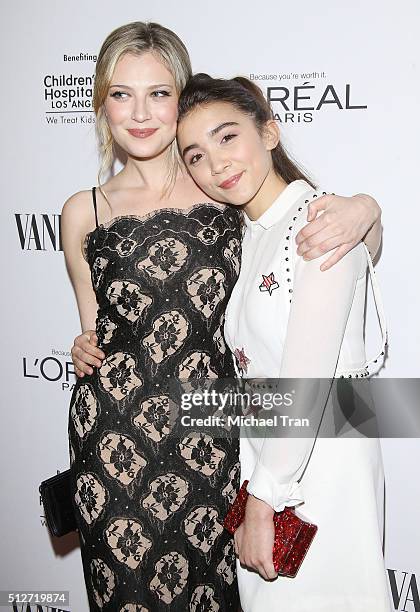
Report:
1,1,419,610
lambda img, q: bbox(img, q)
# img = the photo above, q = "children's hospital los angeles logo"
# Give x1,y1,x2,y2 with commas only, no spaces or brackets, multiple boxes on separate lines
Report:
43,51,96,126
249,69,367,124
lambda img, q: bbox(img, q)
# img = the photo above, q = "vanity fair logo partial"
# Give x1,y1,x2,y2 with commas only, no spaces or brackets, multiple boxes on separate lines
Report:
388,569,419,611
249,71,367,124
15,213,62,251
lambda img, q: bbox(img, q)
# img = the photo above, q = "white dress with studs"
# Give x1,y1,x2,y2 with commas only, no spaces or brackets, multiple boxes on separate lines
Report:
224,180,391,611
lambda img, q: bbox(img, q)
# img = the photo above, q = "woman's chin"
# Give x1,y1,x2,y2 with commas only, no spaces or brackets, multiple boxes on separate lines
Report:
221,193,254,208
116,139,173,162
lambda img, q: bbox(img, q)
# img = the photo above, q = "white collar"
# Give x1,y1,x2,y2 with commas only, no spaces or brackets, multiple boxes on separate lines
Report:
243,180,314,230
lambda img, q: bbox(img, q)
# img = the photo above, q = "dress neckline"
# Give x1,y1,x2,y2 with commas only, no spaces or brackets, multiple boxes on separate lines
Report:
82,201,232,260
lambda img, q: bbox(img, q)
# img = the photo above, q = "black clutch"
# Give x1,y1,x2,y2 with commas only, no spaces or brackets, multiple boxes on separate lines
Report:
39,469,78,537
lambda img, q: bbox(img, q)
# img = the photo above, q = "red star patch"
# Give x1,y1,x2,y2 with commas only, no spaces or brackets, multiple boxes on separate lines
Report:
234,347,251,374
259,272,279,295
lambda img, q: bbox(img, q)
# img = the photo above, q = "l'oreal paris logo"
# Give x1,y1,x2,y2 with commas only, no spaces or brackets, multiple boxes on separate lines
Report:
258,80,367,124
23,355,76,391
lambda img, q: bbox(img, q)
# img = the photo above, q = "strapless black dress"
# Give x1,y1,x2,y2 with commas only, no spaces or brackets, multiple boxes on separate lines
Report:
68,200,242,611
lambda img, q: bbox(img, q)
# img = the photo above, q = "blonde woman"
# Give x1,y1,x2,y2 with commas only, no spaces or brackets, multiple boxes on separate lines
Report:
63,22,382,611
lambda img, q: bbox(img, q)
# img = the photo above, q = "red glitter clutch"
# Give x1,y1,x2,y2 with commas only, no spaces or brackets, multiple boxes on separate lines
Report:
224,480,317,578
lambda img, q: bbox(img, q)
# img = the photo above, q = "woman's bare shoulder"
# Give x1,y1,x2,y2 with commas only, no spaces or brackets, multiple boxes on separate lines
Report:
61,188,94,230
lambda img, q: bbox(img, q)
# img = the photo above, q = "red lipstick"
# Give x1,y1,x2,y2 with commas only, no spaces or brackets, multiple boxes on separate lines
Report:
128,128,158,138
218,172,244,190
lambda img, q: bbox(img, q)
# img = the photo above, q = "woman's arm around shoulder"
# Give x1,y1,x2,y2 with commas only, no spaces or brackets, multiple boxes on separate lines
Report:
295,192,382,270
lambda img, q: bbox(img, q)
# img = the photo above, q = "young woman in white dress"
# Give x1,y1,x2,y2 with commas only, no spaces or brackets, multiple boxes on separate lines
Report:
176,74,391,612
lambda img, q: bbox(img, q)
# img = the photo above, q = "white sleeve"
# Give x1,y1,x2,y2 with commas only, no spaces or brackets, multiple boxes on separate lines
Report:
246,230,366,512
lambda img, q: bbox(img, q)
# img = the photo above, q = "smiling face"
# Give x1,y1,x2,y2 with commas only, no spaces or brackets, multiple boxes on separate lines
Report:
104,51,179,160
177,101,279,207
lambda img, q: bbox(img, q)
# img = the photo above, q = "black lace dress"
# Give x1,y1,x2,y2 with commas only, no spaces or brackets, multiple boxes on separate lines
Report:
68,192,242,611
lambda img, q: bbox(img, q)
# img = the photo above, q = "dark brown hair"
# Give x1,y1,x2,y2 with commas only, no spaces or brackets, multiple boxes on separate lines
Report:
178,73,315,188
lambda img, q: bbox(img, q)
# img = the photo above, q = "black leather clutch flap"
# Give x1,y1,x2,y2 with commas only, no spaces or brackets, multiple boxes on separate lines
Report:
39,469,78,537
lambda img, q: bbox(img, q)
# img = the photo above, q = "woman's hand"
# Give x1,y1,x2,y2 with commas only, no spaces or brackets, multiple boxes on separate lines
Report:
234,495,277,580
71,330,105,377
295,193,382,271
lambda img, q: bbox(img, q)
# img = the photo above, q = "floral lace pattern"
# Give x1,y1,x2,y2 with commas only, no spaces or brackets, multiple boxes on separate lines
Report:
216,539,236,585
99,351,142,402
142,473,190,521
183,506,224,555
186,268,226,319
92,256,109,289
223,237,241,275
98,432,146,486
120,604,149,612
105,518,152,570
96,315,118,346
132,395,176,443
178,432,226,477
190,585,221,611
106,280,152,323
149,551,189,604
69,204,242,610
178,350,218,379
70,384,98,440
90,558,115,608
74,472,107,525
143,310,189,364
137,237,189,280
221,462,241,505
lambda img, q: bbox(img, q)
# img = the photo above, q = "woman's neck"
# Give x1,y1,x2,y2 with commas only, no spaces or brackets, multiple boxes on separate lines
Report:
120,146,180,192
243,169,288,221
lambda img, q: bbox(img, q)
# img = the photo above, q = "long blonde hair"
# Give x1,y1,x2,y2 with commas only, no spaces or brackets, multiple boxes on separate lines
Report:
93,21,192,194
